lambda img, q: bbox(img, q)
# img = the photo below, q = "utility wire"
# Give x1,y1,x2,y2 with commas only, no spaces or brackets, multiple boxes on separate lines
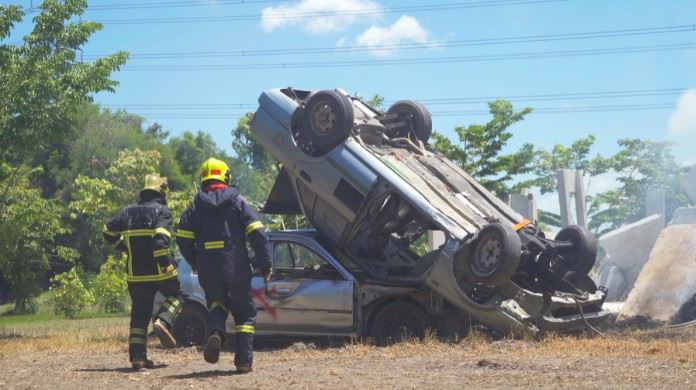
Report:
120,102,677,119
96,0,574,24
83,24,696,60
101,87,686,110
119,42,696,71
86,0,281,11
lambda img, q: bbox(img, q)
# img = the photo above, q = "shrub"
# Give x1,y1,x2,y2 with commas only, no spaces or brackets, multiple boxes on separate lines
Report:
93,254,128,313
49,268,95,318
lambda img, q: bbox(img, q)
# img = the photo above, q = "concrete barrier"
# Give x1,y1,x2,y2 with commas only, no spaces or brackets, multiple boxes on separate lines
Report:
618,224,696,322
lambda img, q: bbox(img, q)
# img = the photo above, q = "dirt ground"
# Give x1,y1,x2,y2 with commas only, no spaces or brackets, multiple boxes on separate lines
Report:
3,317,696,389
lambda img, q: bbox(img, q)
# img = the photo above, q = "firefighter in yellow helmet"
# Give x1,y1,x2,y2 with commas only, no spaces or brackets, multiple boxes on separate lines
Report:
103,174,184,369
176,158,271,373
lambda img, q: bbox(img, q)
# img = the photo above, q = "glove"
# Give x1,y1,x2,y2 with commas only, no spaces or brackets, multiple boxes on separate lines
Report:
164,264,176,274
262,268,272,283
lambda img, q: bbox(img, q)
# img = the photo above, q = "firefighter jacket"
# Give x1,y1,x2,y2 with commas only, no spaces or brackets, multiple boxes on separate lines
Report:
103,191,177,283
175,185,271,284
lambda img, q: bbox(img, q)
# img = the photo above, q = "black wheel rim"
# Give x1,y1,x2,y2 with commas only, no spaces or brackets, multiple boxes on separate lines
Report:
472,235,502,277
381,312,423,342
310,101,336,135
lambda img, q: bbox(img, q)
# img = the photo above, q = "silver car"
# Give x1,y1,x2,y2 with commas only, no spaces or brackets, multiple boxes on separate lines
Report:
246,87,608,336
171,230,467,346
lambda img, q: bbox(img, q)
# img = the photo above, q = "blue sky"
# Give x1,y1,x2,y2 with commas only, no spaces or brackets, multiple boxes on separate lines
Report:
5,0,696,210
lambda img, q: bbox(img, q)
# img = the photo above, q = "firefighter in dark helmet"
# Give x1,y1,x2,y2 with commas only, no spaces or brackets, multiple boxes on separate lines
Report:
176,158,271,373
103,174,184,369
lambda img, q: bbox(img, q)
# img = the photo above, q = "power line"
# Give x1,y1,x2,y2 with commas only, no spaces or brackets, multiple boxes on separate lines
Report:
86,0,280,11
119,42,696,71
84,24,696,60
96,0,575,25
127,103,677,120
101,87,686,110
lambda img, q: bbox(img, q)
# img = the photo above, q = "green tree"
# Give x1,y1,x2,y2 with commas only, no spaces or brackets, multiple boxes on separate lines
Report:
92,254,128,313
49,267,94,318
431,100,536,196
0,165,74,313
0,1,127,207
589,138,689,234
169,130,231,183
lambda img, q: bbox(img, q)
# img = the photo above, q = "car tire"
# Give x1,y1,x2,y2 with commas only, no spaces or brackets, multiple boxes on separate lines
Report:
555,225,597,275
467,223,521,286
386,100,432,143
173,302,209,347
370,301,430,346
301,90,354,154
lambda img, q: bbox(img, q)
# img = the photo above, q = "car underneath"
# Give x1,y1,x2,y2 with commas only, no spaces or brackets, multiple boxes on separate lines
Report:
179,86,611,342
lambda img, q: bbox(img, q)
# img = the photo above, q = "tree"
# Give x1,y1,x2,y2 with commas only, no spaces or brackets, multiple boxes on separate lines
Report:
431,100,536,196
169,130,231,183
589,138,690,234
0,0,127,175
0,165,74,313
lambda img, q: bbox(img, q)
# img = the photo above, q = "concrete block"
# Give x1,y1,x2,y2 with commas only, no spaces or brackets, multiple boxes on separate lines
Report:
669,207,696,226
597,264,627,302
618,224,696,322
508,193,537,223
683,166,696,203
598,214,663,270
645,188,665,225
557,169,575,226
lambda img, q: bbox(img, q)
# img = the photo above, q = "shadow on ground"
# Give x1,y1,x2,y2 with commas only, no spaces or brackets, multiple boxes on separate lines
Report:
77,364,168,373
167,369,243,379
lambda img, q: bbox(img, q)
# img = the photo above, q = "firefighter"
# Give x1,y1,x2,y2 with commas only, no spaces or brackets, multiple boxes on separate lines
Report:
176,158,271,373
103,174,184,369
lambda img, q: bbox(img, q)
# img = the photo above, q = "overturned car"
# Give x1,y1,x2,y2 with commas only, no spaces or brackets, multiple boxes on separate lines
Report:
248,87,608,337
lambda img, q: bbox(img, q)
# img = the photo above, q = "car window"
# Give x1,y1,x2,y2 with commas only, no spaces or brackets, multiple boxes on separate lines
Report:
272,241,342,280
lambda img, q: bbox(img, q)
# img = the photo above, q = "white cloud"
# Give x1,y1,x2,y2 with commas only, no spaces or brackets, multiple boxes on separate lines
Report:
668,89,696,137
667,89,696,165
260,0,383,34
355,15,432,57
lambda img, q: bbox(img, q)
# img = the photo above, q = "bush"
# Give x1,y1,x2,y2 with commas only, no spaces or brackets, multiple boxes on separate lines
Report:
93,254,128,313
49,268,95,318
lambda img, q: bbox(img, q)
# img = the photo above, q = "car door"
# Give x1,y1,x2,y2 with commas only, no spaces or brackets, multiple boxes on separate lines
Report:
253,238,354,336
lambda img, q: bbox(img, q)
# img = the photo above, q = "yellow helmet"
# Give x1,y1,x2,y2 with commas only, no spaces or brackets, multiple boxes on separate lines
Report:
200,158,230,184
142,174,168,196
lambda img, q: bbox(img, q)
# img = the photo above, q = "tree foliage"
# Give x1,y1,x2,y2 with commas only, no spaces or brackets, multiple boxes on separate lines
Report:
431,100,536,195
588,138,689,234
0,165,74,313
92,254,127,313
49,267,94,318
0,0,127,165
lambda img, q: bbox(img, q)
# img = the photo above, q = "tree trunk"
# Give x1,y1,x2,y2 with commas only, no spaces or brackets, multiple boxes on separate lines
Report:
12,296,35,314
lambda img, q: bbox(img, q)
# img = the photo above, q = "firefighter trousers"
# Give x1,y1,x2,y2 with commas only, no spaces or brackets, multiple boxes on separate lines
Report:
127,278,184,361
204,278,257,367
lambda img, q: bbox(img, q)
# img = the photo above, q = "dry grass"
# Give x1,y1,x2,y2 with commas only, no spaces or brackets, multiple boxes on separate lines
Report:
3,314,696,364
0,315,129,355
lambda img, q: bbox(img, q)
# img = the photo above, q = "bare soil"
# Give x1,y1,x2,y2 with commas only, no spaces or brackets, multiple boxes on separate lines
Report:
3,320,696,389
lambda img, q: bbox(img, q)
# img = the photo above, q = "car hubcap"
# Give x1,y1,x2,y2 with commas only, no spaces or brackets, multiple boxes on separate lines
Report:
311,103,336,135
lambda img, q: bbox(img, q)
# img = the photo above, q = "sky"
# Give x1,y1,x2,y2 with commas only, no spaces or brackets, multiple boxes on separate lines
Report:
4,0,696,212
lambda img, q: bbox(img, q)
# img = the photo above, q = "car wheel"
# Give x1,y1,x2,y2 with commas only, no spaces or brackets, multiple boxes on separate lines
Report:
173,302,209,347
301,90,354,154
370,301,430,346
467,223,521,286
555,225,597,275
386,100,432,143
